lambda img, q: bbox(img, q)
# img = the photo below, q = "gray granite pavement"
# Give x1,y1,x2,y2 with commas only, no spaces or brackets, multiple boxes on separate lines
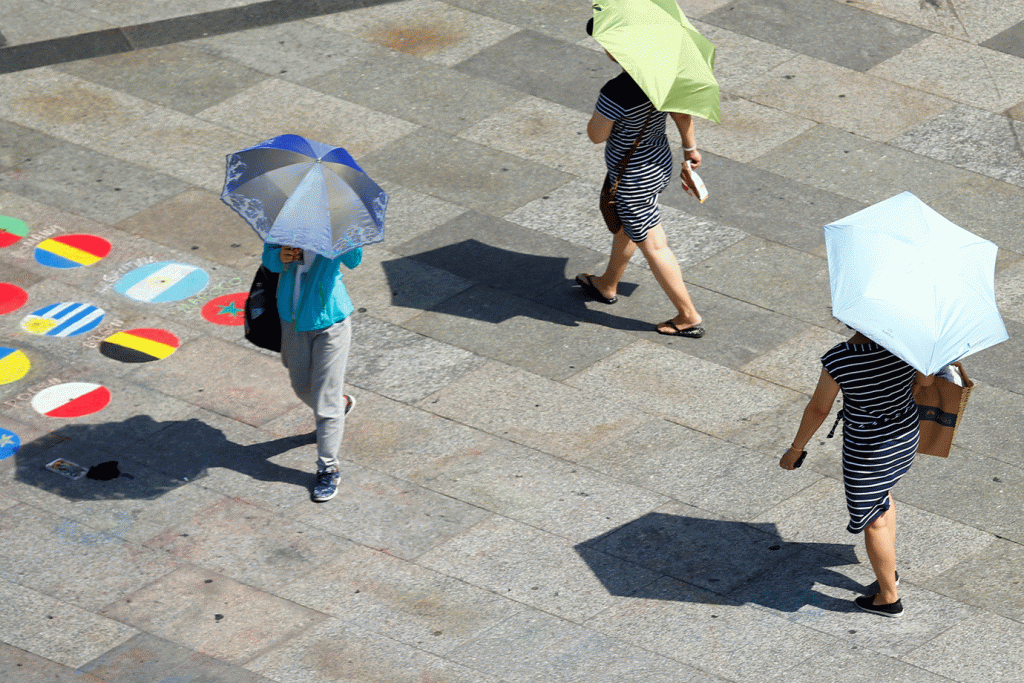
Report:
2,0,1024,681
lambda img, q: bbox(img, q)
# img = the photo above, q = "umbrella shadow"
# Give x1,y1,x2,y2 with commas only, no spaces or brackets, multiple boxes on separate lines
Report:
383,239,648,331
576,512,867,613
12,414,316,501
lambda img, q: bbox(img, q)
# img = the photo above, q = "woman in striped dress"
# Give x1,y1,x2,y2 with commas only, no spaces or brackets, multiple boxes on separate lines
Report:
780,330,933,617
574,24,705,337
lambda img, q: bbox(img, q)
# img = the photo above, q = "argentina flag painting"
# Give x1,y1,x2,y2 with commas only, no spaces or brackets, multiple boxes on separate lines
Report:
113,262,210,303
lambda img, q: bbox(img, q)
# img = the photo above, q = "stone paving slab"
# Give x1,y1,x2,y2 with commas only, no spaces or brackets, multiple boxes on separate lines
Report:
922,537,1024,623
762,643,956,683
245,615,506,683
417,514,663,624
981,18,1024,58
0,503,182,612
0,580,138,669
277,543,522,657
733,54,954,142
890,103,1024,188
302,41,525,136
867,33,1024,114
1,1,1023,682
455,29,621,113
416,360,652,460
100,565,324,666
446,607,723,683
583,573,840,682
701,0,930,72
0,642,106,683
901,610,1024,683
53,42,271,116
79,632,277,683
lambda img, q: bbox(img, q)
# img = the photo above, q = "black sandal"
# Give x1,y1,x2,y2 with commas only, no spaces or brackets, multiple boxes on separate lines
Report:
575,274,617,304
656,320,705,338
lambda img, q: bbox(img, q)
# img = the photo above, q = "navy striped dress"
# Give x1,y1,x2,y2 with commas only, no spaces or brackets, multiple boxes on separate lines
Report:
595,72,673,242
822,341,920,534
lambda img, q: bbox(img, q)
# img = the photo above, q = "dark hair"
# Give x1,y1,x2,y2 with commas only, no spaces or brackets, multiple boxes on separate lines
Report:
586,18,594,36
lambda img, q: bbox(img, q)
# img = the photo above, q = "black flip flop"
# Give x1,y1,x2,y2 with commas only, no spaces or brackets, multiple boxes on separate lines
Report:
575,274,617,304
656,320,705,338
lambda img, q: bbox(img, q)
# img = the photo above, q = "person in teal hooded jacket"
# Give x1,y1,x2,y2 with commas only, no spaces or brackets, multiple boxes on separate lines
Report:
262,242,362,502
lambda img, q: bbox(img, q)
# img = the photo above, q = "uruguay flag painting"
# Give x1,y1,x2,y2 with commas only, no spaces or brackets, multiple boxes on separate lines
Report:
113,262,210,303
20,302,105,337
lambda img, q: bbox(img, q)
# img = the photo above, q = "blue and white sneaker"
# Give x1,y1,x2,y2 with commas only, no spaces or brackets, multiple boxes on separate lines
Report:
312,469,340,502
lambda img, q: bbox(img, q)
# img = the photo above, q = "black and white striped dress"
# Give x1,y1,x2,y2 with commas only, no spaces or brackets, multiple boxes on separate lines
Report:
595,72,673,242
822,341,920,534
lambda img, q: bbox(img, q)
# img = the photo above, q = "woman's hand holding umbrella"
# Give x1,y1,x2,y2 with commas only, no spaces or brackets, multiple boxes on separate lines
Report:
279,246,303,264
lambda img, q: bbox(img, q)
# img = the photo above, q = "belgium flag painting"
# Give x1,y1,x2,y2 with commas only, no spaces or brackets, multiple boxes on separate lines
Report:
100,328,180,363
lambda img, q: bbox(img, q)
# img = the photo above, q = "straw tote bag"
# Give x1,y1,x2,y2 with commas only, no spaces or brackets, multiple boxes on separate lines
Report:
914,361,974,458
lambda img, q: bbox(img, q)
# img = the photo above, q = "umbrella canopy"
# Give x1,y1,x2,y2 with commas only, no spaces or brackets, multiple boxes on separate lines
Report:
825,192,1008,375
591,0,720,122
221,134,387,258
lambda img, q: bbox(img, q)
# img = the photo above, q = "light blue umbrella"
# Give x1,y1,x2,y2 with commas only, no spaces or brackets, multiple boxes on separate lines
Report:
221,134,387,258
825,192,1008,375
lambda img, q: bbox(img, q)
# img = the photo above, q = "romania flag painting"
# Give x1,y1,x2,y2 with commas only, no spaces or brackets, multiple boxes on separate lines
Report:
34,234,112,269
100,328,180,363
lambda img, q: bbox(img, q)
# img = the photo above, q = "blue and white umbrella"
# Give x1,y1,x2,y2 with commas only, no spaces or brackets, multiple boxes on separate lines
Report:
221,134,387,258
825,192,1008,375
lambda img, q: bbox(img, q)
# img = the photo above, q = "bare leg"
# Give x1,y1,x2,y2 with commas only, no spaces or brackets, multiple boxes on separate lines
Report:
579,229,635,300
634,224,702,331
863,494,898,604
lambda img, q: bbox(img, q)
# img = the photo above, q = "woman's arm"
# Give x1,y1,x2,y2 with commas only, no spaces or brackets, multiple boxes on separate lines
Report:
669,112,701,168
588,110,614,143
340,247,362,270
261,243,285,273
781,367,841,469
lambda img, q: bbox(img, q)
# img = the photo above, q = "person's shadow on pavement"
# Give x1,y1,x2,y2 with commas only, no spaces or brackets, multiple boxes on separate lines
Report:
576,512,867,614
383,240,650,331
12,415,316,501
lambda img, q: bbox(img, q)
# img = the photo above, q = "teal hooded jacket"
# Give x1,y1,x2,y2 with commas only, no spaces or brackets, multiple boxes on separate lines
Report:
261,244,362,332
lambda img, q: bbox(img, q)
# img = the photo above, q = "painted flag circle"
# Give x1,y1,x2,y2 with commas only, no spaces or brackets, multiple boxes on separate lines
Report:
20,302,105,337
0,216,28,248
0,282,29,314
202,293,247,326
0,428,20,460
100,328,180,363
34,234,112,269
0,347,31,385
114,261,209,303
31,382,111,418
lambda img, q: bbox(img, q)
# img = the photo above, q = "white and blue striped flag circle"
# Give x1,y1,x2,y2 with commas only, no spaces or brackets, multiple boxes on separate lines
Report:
20,302,106,337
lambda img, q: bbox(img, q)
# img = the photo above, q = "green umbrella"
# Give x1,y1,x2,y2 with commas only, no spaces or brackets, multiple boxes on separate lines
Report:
591,0,720,123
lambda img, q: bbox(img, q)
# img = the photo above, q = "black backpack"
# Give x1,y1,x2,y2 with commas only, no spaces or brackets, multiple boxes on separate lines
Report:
244,265,281,352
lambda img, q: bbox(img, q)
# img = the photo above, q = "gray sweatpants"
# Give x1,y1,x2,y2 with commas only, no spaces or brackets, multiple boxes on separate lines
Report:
280,317,351,472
